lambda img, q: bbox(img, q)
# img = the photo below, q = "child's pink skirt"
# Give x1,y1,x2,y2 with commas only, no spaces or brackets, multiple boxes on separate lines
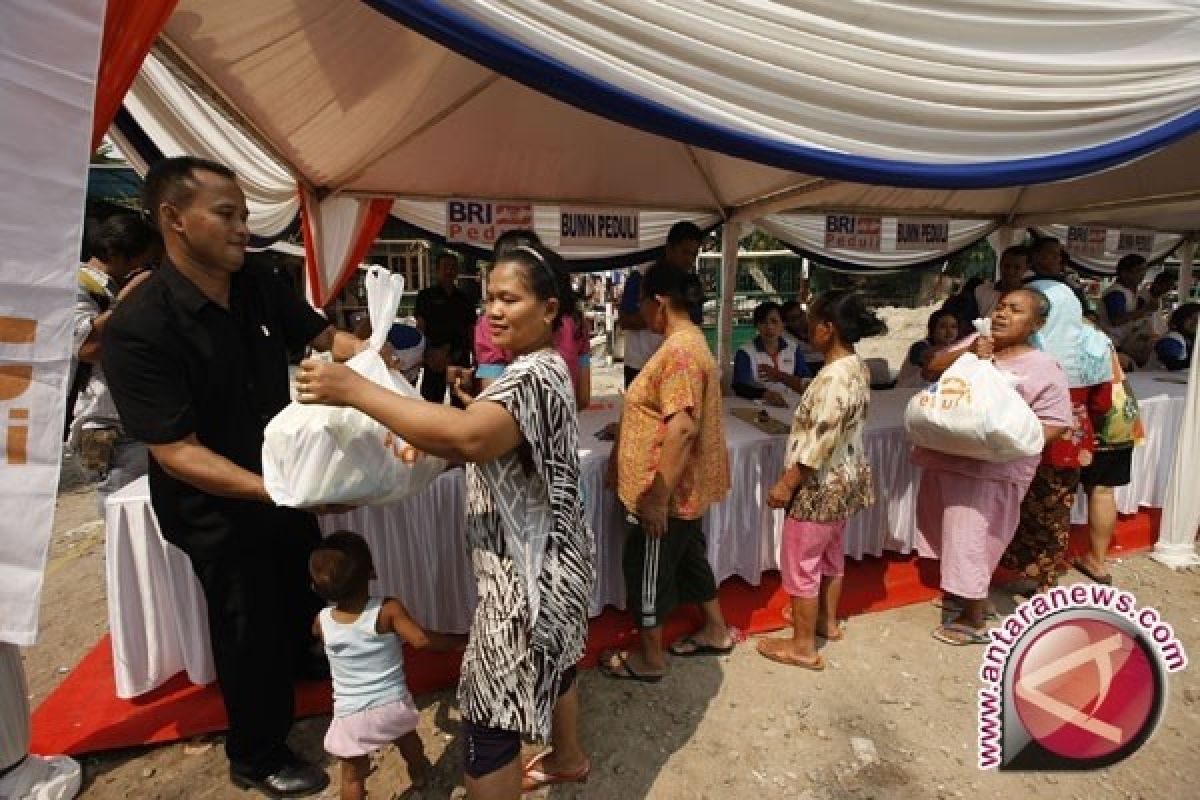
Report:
780,518,847,598
324,697,420,759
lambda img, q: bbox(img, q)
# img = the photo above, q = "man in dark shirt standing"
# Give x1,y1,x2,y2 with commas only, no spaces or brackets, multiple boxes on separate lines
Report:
1026,235,1094,314
104,157,363,797
414,251,475,404
618,221,706,387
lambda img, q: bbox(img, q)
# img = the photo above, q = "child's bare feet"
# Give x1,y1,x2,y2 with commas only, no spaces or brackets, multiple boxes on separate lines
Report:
756,638,825,670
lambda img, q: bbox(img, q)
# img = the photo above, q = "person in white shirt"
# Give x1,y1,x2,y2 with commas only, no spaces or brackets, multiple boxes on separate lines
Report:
1098,255,1158,345
974,245,1030,318
732,301,812,406
781,299,822,372
1121,270,1176,366
69,214,161,511
618,222,704,387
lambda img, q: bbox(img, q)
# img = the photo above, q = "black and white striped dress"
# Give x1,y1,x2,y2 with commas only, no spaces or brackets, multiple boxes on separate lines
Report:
459,349,595,741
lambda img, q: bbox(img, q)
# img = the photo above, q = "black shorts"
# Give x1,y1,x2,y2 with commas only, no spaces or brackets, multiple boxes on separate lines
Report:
622,515,718,629
461,666,577,778
1081,448,1133,490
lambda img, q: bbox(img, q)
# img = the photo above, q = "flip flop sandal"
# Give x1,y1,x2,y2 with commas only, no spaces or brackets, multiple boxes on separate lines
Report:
1072,558,1114,586
669,627,745,657
932,623,990,645
600,651,663,683
756,639,825,671
931,596,999,620
521,750,591,792
669,635,733,657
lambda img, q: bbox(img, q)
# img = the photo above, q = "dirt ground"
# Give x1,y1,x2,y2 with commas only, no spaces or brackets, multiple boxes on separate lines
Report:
22,364,1200,799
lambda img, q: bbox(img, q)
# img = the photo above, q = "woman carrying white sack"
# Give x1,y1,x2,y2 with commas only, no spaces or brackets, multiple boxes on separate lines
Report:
295,243,594,799
913,288,1072,645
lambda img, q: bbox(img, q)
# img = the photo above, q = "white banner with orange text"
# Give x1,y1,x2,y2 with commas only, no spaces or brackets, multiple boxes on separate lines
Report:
0,0,105,645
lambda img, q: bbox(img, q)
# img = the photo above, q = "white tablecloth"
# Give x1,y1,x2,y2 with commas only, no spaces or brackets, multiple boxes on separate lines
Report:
105,373,1186,697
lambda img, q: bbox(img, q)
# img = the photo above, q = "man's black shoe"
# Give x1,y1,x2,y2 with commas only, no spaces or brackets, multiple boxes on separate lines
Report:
229,759,329,797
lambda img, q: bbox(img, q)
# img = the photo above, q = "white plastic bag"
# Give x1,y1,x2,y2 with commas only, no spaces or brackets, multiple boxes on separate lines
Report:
262,266,447,507
903,351,1045,463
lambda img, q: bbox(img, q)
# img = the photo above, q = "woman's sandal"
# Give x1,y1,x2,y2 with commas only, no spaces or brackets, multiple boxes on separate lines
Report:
756,639,825,670
779,605,845,639
1072,558,1114,586
521,749,591,792
599,650,663,683
931,623,990,645
931,595,999,620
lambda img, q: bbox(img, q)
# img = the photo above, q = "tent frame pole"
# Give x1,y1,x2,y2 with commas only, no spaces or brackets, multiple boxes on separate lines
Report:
715,219,745,387
1152,236,1200,569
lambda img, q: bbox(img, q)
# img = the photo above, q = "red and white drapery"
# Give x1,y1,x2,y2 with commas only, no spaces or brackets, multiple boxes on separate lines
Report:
299,191,393,309
93,0,179,149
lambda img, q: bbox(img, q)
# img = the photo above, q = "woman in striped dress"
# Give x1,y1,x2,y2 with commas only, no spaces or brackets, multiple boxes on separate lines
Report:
297,242,595,799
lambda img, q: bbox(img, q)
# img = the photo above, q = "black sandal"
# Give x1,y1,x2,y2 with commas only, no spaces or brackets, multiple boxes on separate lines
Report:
1072,558,1113,586
600,651,663,683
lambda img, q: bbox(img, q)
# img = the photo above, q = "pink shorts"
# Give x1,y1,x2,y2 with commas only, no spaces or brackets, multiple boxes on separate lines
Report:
324,697,420,759
780,518,846,598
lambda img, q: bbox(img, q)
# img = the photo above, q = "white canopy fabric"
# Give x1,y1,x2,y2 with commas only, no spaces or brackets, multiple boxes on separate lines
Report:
1032,225,1187,276
383,1,1200,183
115,50,720,271
115,51,298,240
389,199,721,264
1155,243,1200,568
156,0,1200,232
758,215,996,270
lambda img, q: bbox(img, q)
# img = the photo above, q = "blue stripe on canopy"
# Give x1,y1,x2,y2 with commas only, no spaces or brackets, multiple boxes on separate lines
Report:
363,0,1200,190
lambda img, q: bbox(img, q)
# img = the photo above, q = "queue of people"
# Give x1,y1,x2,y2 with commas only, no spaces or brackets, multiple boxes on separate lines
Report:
24,154,1192,800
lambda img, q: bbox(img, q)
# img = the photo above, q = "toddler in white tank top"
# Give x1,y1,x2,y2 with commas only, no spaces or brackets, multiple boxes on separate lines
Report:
310,531,465,799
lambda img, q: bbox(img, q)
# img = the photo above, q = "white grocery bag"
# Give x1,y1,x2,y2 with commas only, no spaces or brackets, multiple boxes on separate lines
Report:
262,266,447,507
903,351,1045,463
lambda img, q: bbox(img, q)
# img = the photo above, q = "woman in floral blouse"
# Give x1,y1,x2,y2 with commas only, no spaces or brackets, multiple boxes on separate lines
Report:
761,290,884,671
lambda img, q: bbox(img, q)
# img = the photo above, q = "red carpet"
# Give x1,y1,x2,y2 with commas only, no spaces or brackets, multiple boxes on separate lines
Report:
31,510,1158,757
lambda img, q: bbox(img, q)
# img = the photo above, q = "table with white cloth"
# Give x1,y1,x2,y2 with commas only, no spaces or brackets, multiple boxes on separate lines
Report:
104,372,1187,697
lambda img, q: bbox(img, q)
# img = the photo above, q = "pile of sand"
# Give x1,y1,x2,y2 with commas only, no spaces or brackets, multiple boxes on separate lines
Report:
857,303,942,378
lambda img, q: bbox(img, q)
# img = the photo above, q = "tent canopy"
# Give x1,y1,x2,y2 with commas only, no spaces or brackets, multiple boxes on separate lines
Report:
155,0,1200,232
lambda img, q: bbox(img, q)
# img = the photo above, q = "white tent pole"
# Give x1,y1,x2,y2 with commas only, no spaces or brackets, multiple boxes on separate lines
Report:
716,220,745,386
1153,236,1200,569
1178,235,1196,301
987,226,1017,279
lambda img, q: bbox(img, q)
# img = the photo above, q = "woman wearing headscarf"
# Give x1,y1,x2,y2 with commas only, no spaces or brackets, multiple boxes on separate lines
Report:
1002,279,1113,593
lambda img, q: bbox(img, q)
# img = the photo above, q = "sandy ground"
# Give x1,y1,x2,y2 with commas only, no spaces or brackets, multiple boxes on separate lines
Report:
22,363,1200,800
858,305,945,382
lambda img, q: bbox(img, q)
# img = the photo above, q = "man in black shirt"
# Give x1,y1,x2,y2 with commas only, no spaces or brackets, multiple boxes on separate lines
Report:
104,158,363,797
1026,235,1094,314
414,251,476,403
